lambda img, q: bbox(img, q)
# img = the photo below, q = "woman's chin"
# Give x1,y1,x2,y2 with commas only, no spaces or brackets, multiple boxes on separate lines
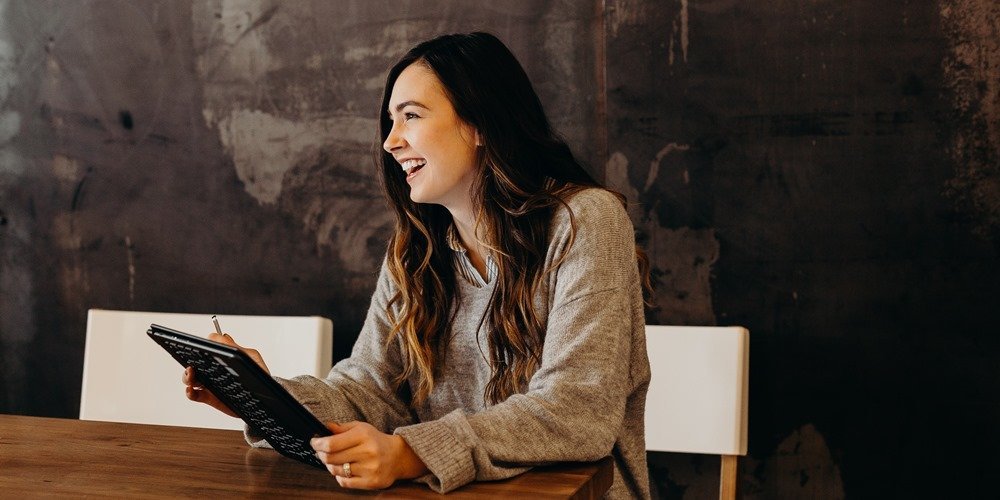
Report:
408,190,429,204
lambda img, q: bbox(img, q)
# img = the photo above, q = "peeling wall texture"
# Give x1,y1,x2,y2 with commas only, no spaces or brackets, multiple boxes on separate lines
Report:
1,0,998,497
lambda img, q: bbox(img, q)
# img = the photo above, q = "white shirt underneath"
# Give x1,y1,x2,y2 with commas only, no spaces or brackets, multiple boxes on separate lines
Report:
445,223,497,287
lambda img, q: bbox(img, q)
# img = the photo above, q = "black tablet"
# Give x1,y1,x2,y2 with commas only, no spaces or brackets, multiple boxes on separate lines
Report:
147,324,331,469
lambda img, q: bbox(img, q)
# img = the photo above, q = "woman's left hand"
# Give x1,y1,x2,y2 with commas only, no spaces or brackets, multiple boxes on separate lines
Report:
311,421,429,490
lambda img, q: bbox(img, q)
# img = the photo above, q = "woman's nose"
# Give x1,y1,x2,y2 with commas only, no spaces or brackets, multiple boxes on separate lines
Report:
383,122,405,153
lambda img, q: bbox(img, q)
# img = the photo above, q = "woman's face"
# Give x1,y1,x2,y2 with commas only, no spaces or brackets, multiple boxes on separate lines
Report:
383,63,480,211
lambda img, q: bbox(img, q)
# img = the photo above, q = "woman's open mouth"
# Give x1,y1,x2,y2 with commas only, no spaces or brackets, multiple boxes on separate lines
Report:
401,159,426,180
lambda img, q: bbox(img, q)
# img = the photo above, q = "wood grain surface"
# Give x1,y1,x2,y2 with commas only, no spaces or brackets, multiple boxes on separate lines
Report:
0,415,612,499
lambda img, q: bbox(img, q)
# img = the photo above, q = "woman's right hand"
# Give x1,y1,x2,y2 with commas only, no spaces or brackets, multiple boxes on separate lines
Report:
181,332,271,418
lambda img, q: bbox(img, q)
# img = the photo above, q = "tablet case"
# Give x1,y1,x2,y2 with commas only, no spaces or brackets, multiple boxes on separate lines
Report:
147,324,331,468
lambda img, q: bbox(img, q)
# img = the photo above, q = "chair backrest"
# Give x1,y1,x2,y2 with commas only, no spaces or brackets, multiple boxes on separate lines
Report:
644,325,749,499
80,309,333,430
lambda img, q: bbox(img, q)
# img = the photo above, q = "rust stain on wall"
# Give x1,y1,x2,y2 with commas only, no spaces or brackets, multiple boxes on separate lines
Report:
940,0,1000,240
193,0,391,278
0,0,22,179
278,148,392,278
748,424,845,500
606,0,651,38
668,0,688,66
644,224,719,325
606,149,718,325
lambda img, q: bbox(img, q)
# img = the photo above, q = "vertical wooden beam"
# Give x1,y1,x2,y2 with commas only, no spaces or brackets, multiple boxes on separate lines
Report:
720,455,738,500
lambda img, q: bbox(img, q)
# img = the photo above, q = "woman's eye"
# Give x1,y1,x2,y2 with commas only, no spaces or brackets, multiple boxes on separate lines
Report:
404,112,419,121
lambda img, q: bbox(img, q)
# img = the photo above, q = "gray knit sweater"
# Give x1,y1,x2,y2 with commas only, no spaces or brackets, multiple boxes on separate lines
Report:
248,188,651,499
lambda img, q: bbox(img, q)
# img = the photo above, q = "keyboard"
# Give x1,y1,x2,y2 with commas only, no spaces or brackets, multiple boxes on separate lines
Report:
148,325,330,469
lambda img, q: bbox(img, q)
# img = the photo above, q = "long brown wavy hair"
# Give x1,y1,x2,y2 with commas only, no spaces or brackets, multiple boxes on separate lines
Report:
376,32,649,407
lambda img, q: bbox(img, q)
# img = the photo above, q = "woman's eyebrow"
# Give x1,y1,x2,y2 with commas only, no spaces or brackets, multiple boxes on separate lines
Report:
393,100,430,113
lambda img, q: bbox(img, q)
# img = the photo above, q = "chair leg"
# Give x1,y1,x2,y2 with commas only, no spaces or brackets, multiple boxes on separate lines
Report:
720,454,738,500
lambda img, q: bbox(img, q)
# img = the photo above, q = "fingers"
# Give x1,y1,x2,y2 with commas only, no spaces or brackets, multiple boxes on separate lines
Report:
183,367,202,402
334,463,349,478
185,383,217,406
326,421,360,434
208,332,236,346
310,423,399,490
312,423,364,472
324,461,389,490
310,423,365,454
207,333,271,375
181,366,203,388
182,366,238,418
312,423,382,483
332,466,394,490
185,384,216,404
188,386,239,418
321,458,358,478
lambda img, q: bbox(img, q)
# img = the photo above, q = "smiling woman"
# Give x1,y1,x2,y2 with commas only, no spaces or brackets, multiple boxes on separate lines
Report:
182,32,652,499
383,64,480,212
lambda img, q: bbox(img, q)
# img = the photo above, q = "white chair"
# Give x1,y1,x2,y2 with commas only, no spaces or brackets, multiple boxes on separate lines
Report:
80,309,333,430
645,325,750,500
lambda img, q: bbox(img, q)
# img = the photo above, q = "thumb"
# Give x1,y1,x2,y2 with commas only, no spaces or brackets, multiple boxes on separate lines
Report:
325,421,359,434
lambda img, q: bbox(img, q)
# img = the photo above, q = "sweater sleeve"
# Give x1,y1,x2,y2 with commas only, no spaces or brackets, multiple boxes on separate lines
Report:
393,189,645,492
245,258,416,446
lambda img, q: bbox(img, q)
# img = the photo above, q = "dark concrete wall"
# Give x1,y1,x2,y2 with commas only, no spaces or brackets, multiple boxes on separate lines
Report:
1,1,997,498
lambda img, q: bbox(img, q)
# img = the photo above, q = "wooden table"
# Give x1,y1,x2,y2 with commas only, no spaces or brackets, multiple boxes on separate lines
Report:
0,415,612,498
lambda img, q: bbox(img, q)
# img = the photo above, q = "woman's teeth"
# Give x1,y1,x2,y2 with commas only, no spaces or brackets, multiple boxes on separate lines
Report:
401,159,427,172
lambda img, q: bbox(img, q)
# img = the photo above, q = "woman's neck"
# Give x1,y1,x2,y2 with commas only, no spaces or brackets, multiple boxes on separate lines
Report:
447,204,490,281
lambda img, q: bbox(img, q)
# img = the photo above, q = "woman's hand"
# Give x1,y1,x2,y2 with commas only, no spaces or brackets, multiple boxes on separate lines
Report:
181,332,271,418
311,421,429,490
